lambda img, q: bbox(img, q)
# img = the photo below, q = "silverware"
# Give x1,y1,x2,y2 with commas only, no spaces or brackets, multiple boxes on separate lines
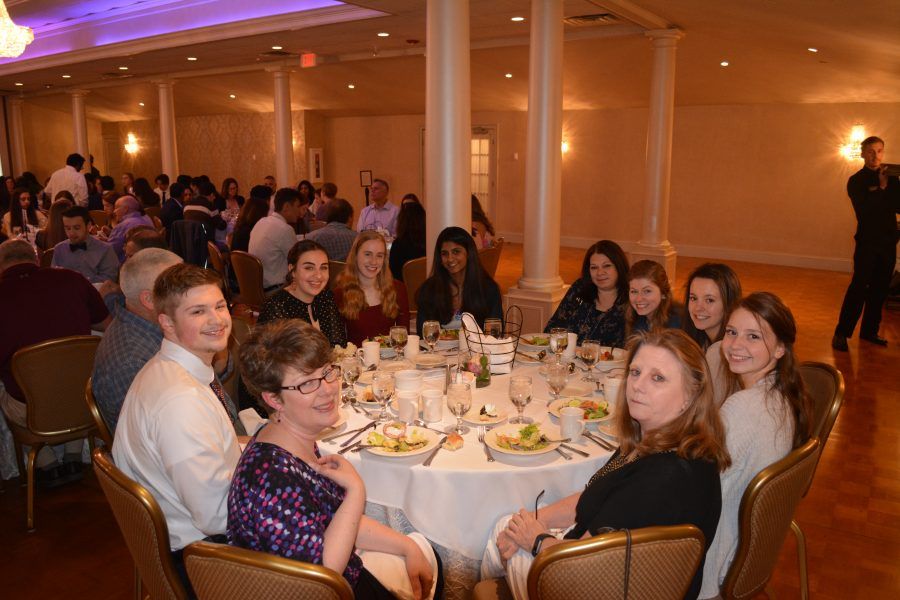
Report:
351,444,379,452
583,431,615,451
560,443,590,458
477,426,495,462
338,441,362,454
555,446,572,460
540,437,571,444
340,421,376,447
414,419,448,435
423,437,447,466
322,423,368,443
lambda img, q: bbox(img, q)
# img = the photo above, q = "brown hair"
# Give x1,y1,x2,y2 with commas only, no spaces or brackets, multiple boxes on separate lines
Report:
682,262,742,349
625,260,674,336
238,319,333,412
43,197,74,249
152,263,224,317
615,329,731,471
336,230,399,320
285,240,328,285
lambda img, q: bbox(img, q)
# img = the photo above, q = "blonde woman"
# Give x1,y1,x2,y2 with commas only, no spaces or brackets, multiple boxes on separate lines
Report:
333,230,410,346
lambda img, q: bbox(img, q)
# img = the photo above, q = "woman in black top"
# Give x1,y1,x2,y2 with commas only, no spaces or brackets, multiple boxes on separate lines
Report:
482,329,730,600
228,196,268,252
389,201,426,281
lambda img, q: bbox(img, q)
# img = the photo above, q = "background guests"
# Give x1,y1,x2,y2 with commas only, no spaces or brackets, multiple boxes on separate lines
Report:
124,228,168,261
160,182,190,232
231,320,440,599
544,240,630,346
248,187,304,291
36,194,73,251
625,259,681,336
133,177,160,208
357,178,399,235
219,177,244,226
183,181,226,233
482,329,729,600
471,194,495,249
121,172,135,196
305,197,357,261
699,292,812,598
43,153,88,207
258,240,346,346
154,174,171,204
389,201,426,281
314,181,338,221
334,231,410,346
2,187,47,241
228,191,268,252
51,206,119,283
102,195,154,262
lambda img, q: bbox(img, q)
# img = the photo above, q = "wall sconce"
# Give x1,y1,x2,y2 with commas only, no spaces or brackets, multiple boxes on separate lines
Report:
124,133,139,155
839,124,866,161
561,140,570,154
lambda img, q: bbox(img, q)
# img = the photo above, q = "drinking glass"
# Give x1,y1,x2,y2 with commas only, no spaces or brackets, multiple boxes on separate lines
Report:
446,382,472,434
549,328,569,364
423,320,441,354
390,326,408,361
341,356,360,402
547,363,568,405
371,372,395,422
484,318,503,338
509,375,533,424
579,340,600,384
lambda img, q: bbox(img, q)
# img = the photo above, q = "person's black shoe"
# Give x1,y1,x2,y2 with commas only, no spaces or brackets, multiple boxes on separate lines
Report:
831,334,849,352
35,465,68,490
861,335,888,347
63,461,84,477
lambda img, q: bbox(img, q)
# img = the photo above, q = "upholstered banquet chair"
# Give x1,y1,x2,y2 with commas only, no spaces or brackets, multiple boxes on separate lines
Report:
39,247,54,268
206,241,227,279
89,209,108,228
403,256,428,316
328,260,346,291
473,524,706,600
229,250,265,309
7,335,101,530
184,541,353,600
93,447,188,600
84,377,114,447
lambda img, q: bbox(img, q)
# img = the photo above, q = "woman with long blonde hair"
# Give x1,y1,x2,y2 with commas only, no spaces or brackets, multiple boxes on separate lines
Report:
334,230,410,346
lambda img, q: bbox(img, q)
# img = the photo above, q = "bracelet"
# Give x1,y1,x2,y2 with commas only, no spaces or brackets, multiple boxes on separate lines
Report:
531,533,555,557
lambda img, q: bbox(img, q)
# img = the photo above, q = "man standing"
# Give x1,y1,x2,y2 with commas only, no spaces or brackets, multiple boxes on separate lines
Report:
356,178,399,236
832,136,900,351
306,198,357,261
248,187,303,290
44,153,89,208
52,206,119,283
113,264,239,578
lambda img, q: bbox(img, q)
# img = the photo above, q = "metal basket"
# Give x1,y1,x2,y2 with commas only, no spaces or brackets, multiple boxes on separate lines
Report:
460,305,523,373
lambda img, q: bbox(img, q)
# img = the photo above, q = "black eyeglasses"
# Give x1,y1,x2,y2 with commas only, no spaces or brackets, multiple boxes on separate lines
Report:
280,365,341,394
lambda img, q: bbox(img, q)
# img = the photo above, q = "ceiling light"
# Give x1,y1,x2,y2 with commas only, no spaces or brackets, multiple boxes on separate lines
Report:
138,102,145,107
229,94,236,99
187,56,197,61
0,5,34,58
808,47,818,53
118,66,128,71
62,74,71,78
505,73,512,78
377,32,389,37
511,16,525,22
271,45,283,50
347,84,355,89
14,82,22,86
124,132,139,155
719,61,729,67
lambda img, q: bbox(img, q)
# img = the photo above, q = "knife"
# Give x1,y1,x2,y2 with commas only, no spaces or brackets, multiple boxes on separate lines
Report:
338,441,362,455
322,423,369,443
560,443,590,458
554,446,572,460
423,437,447,467
583,431,615,451
341,421,376,447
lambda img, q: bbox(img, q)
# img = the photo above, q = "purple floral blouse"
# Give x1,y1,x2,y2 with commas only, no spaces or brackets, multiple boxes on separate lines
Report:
226,440,363,586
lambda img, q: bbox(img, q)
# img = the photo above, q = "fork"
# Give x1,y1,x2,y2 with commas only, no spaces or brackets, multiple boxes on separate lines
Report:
477,426,495,462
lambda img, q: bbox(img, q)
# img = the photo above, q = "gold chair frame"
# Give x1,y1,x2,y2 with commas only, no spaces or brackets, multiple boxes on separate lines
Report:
402,255,428,315
229,250,265,309
84,376,114,447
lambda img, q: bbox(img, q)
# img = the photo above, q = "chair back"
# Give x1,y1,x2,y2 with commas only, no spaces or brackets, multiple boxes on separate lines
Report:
206,241,226,277
92,448,188,600
184,541,353,600
721,438,820,600
170,220,210,267
90,210,109,227
527,524,705,600
798,361,844,495
403,256,428,313
222,315,254,403
85,377,114,447
12,335,100,437
40,247,54,268
309,219,327,231
328,260,346,291
478,236,504,278
230,251,266,309
145,205,162,220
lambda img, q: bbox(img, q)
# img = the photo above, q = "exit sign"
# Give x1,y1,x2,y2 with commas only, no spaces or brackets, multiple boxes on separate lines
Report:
300,53,317,68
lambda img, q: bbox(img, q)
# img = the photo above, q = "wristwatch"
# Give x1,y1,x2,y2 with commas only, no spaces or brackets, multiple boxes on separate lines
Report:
531,533,555,556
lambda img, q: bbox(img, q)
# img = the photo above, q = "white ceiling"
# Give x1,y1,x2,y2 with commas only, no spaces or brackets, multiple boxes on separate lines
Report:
1,0,898,122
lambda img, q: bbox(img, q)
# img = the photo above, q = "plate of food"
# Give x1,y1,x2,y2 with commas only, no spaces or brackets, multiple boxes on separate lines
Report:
355,361,415,386
354,385,380,407
593,347,627,372
485,423,561,456
369,335,399,359
316,410,348,439
463,403,507,426
519,333,551,353
548,398,613,423
420,329,460,351
414,353,448,368
361,422,440,457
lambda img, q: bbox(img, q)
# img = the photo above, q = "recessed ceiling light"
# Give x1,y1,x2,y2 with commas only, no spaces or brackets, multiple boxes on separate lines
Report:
720,61,729,67
511,16,525,22
229,94,236,99
62,74,71,78
505,73,513,78
14,82,23,86
808,47,818,53
118,66,129,71
187,56,198,61
347,84,355,89
272,45,283,50
138,102,145,107
377,32,389,37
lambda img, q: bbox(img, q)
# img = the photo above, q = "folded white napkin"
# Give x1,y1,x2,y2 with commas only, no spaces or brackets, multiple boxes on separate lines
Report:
238,408,267,436
358,532,439,600
460,313,515,374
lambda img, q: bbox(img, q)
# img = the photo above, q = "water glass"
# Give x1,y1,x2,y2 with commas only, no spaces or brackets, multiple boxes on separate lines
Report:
371,371,395,423
446,382,472,434
579,340,600,383
390,325,408,360
547,363,568,404
509,375,533,424
423,320,441,354
550,328,569,364
341,356,360,401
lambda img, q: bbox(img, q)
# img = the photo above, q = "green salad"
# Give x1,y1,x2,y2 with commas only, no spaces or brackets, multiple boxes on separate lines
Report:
495,424,549,452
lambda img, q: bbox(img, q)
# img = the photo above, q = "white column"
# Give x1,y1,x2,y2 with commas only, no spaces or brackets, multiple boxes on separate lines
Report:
506,0,567,333
8,97,27,177
630,28,684,278
70,89,90,160
271,67,294,190
157,79,179,178
424,0,471,269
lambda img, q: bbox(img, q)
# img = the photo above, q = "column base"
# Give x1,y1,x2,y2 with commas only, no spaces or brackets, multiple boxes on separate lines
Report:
505,284,569,335
629,242,678,280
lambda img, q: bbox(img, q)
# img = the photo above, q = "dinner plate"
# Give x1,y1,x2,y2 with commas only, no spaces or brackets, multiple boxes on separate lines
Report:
363,426,441,457
316,410,348,439
548,398,613,423
414,354,448,368
595,422,619,439
485,423,562,456
592,347,628,372
518,333,552,353
420,337,459,351
355,361,415,386
462,405,508,426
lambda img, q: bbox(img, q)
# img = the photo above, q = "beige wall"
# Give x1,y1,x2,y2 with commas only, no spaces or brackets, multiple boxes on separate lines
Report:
19,103,104,183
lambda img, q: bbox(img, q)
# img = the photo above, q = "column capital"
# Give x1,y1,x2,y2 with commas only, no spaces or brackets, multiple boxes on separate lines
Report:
68,88,90,97
266,65,293,76
152,78,177,88
645,28,684,45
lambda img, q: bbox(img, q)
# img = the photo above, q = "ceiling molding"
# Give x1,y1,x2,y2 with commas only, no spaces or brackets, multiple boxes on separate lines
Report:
587,0,671,30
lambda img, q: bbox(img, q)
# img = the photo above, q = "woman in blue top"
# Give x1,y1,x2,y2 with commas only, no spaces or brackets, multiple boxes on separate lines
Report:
625,259,681,338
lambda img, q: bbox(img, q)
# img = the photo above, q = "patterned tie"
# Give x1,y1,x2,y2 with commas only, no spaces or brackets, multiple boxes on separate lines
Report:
209,378,233,419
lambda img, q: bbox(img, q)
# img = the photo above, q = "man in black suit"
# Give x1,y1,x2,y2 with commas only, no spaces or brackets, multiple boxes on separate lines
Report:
832,136,900,351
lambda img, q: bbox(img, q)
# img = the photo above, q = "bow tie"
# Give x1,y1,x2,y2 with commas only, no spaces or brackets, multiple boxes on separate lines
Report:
69,242,88,252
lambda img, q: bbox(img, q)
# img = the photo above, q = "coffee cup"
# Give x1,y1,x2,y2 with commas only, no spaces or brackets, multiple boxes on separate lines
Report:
405,335,421,360
396,390,419,423
357,340,380,369
562,332,578,360
603,375,623,403
395,369,423,392
421,389,443,422
559,406,585,440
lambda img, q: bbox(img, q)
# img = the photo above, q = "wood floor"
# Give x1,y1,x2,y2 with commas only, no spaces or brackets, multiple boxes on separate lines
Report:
2,244,898,599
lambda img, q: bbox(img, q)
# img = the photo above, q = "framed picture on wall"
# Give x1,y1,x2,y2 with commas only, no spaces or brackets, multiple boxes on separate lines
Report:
309,148,323,183
359,170,372,187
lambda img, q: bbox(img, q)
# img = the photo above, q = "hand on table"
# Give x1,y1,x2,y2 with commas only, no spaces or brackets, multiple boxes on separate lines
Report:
403,541,434,600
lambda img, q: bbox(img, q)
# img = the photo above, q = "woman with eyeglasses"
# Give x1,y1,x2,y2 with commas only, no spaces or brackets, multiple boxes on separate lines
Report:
230,319,442,600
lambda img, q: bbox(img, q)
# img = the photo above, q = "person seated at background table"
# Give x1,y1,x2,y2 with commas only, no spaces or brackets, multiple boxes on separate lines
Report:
544,240,630,346
389,200,426,281
231,319,442,599
415,226,503,335
101,195,155,262
133,177,160,208
51,206,119,283
227,189,269,252
334,230,409,346
183,181,226,234
699,292,811,599
305,197,358,262
625,259,681,337
161,182,190,232
124,227,168,261
84,173,104,211
219,177,244,216
471,194,495,249
248,187,305,291
401,192,422,206
1,187,47,241
36,192,73,251
481,329,729,600
121,172,135,196
258,240,346,346
314,182,338,221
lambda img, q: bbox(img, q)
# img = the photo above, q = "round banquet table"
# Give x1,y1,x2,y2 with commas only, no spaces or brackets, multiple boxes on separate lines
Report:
319,363,615,599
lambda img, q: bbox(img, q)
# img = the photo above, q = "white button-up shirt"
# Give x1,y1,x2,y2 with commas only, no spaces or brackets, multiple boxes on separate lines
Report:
248,212,296,288
44,165,89,207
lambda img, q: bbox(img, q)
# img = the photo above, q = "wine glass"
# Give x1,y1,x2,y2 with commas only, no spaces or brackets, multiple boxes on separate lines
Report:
484,318,503,338
341,356,361,403
579,340,600,384
423,320,441,354
547,363,569,405
509,375,533,424
371,372,395,423
549,328,568,364
446,382,472,434
390,326,408,361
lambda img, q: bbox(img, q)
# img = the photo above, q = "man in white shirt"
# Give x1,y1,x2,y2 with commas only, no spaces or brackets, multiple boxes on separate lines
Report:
113,263,239,586
154,174,171,204
248,187,303,290
356,178,400,236
44,153,89,207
